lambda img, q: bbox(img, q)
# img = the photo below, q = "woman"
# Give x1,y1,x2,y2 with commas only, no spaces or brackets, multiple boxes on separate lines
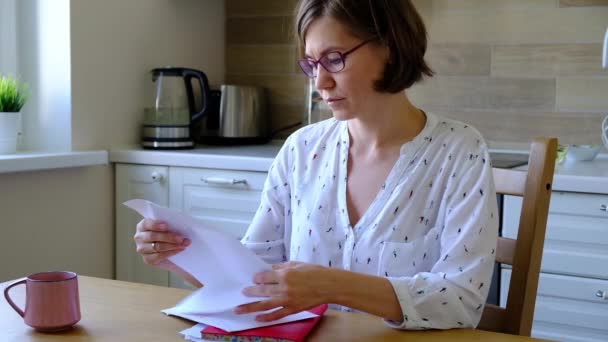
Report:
134,0,498,330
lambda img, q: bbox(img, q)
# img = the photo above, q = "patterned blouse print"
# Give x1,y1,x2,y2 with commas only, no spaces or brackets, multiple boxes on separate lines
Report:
241,112,498,330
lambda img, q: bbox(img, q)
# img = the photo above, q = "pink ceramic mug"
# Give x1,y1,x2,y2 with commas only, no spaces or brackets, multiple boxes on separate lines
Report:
3,271,81,332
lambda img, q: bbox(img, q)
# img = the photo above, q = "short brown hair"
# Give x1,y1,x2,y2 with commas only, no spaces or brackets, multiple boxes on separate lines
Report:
295,0,433,93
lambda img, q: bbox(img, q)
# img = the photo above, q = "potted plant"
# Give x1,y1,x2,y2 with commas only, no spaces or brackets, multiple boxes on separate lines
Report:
0,75,27,154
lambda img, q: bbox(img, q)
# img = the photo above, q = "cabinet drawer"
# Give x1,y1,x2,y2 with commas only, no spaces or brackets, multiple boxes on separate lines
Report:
503,192,608,279
170,167,267,239
549,192,608,218
501,269,608,340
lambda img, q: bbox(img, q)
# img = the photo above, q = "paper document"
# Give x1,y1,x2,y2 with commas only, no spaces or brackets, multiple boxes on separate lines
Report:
124,199,317,331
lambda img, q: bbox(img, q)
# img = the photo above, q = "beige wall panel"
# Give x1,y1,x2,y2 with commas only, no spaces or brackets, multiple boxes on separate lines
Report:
424,0,556,12
411,0,555,23
557,78,608,112
227,45,297,75
436,110,605,145
270,103,307,135
425,6,608,44
409,77,555,111
560,0,608,6
0,166,114,282
227,0,298,17
227,17,293,44
492,44,608,77
426,44,491,76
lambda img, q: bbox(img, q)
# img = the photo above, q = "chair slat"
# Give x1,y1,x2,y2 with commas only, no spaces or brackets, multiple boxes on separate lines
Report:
492,168,527,196
496,237,516,265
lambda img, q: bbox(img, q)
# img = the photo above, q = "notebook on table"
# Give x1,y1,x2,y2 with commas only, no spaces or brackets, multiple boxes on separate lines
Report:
200,304,328,342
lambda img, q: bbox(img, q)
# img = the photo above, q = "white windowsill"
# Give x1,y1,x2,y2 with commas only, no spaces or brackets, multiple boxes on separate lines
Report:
0,150,109,174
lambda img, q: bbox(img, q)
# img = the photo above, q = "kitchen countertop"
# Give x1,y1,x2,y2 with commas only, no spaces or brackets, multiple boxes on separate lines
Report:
109,143,283,173
109,143,608,195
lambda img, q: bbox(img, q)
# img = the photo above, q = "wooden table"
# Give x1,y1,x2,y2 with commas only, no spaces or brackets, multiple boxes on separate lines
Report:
1,276,542,341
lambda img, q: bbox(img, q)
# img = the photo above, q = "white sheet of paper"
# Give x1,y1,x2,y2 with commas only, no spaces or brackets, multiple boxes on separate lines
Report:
124,199,317,331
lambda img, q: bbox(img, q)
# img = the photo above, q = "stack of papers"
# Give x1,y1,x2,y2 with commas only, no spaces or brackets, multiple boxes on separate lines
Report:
180,323,210,342
124,199,317,333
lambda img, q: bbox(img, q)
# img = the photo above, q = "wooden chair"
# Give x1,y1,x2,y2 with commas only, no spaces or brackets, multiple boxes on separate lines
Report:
477,137,558,336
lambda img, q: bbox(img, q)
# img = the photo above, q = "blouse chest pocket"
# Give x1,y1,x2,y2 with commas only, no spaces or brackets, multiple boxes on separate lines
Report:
379,227,440,278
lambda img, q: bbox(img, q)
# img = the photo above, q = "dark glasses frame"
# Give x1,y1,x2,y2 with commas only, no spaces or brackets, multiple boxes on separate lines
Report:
298,39,374,78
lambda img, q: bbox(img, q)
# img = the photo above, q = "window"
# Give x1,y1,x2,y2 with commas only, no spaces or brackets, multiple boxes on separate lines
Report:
0,0,72,152
0,0,18,76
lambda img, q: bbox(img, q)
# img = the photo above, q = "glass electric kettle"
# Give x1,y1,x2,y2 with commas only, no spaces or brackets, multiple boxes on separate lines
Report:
142,67,212,149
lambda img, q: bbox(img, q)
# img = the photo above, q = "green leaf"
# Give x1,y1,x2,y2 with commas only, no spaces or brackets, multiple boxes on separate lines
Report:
0,75,28,112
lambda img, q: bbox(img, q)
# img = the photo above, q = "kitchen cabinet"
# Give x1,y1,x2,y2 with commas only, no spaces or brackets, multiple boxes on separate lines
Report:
115,164,170,287
501,191,608,341
115,163,266,289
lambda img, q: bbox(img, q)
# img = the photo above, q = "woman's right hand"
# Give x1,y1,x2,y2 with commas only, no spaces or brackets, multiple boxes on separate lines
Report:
133,219,191,270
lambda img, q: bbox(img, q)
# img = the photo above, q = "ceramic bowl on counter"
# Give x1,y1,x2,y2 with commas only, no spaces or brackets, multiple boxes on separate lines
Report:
565,144,602,162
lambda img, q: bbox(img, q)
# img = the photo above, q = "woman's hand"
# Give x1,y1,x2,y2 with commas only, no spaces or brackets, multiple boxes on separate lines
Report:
133,218,191,271
234,261,333,322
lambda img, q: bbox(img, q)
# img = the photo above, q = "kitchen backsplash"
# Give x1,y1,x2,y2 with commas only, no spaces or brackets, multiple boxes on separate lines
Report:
226,0,608,144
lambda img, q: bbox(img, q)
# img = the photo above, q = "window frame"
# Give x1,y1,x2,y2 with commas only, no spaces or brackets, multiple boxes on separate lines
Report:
0,0,18,76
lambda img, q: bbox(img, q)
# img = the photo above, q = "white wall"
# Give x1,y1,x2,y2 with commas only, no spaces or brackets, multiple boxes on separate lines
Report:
0,166,113,281
0,0,225,282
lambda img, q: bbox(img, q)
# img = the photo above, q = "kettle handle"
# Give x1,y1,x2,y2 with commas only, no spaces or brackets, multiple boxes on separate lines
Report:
183,68,211,125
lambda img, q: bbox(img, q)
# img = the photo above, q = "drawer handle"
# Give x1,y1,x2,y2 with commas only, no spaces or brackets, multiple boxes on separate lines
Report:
151,172,164,183
597,290,607,300
601,204,607,212
202,177,247,186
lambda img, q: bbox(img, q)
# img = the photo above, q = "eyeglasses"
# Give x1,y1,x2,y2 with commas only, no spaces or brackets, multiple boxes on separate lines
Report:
298,39,373,78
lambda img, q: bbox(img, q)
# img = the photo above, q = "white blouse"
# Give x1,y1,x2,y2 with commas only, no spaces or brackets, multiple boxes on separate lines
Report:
241,112,498,330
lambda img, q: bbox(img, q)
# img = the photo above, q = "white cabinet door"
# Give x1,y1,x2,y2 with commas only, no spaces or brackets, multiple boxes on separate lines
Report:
168,167,266,289
502,191,608,341
169,167,266,239
115,164,170,286
501,269,608,342
503,192,608,279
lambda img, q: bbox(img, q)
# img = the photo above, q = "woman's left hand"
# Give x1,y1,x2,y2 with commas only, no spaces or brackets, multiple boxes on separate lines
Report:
234,261,332,322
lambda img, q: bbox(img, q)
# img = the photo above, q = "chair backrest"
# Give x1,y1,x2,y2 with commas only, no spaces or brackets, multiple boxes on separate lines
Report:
477,137,558,336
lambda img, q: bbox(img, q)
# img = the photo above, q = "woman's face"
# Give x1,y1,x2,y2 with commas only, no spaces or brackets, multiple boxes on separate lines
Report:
304,16,389,120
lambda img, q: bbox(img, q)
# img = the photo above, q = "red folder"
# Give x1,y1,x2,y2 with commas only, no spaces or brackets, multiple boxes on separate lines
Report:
201,304,328,342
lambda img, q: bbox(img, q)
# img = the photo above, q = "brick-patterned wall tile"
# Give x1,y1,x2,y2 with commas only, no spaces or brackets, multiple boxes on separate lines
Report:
227,17,293,44
493,44,608,77
227,0,298,17
426,44,491,76
559,0,608,7
557,78,608,112
409,77,555,111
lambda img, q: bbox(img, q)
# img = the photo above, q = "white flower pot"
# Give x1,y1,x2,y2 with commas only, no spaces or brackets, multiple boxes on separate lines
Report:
0,112,20,154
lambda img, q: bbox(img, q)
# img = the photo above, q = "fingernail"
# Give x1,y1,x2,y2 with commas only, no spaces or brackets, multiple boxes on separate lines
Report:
183,238,191,246
234,307,244,314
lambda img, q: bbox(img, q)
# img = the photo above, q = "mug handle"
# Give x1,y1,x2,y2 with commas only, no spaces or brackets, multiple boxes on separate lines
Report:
3,277,27,317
